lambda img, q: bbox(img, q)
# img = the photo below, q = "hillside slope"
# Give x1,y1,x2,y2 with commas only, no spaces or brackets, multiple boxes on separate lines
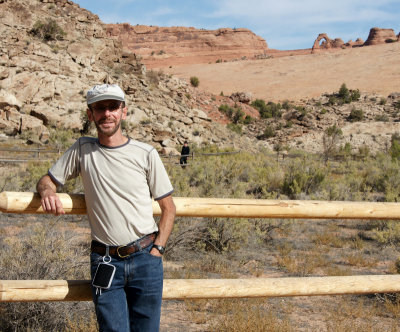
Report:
165,42,400,103
0,0,255,152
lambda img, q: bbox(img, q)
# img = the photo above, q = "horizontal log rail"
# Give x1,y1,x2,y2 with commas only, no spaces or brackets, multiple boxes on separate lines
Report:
2,191,400,219
2,191,400,302
1,275,400,302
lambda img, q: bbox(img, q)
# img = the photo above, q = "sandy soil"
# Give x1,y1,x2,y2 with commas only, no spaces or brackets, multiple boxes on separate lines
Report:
163,43,400,102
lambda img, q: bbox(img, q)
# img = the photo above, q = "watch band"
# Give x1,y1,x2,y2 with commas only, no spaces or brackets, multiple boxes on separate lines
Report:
152,244,165,255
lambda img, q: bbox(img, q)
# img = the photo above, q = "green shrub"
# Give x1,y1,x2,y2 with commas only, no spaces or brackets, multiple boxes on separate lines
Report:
251,99,282,118
285,120,293,128
372,221,400,246
390,134,400,159
375,114,389,122
323,125,343,162
327,84,361,105
140,118,151,125
263,125,276,138
282,100,292,110
338,83,350,100
232,108,245,124
218,104,245,124
243,115,253,124
227,123,242,134
30,19,66,41
339,142,352,158
190,76,200,87
350,89,361,101
282,159,327,198
348,108,364,122
49,128,77,149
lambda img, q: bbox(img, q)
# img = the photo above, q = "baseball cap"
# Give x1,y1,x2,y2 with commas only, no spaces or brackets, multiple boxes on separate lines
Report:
86,84,125,105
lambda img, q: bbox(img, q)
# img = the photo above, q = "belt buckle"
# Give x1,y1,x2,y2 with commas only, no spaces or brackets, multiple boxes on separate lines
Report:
116,246,130,258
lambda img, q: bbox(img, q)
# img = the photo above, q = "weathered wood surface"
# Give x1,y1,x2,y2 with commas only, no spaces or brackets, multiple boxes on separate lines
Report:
1,191,400,219
1,275,400,302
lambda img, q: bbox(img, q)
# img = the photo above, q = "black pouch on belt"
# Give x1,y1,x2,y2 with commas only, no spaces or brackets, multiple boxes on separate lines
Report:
92,263,116,289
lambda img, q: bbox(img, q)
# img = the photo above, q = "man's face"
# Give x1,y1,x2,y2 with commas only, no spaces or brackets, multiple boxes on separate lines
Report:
87,100,127,137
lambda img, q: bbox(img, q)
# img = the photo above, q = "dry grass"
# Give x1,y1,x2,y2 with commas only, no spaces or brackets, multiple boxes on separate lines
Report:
185,299,293,332
2,146,400,331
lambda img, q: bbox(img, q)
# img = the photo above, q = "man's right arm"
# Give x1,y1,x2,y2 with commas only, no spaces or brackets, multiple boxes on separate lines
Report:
36,175,65,215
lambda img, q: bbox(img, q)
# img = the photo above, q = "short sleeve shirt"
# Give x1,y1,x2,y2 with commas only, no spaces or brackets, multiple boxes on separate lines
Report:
49,137,174,245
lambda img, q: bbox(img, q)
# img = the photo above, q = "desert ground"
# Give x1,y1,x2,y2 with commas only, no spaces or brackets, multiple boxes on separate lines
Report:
163,42,400,102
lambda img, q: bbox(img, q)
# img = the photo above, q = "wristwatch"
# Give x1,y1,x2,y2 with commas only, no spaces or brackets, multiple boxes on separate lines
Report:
152,244,165,255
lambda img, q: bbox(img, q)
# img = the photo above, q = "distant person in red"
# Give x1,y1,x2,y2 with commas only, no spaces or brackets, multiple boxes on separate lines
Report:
180,141,190,168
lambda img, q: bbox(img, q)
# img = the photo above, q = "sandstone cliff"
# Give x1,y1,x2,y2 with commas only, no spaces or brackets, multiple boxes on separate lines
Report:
0,0,256,152
106,24,269,68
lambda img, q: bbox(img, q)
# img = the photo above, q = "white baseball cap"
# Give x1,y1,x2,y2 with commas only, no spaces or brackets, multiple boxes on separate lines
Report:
86,84,125,105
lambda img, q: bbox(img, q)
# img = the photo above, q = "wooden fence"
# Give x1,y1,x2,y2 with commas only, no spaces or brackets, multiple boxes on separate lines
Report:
1,191,400,302
0,147,240,165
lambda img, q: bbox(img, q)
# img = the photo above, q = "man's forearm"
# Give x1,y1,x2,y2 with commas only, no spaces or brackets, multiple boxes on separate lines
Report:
37,174,57,195
36,174,65,215
155,195,176,247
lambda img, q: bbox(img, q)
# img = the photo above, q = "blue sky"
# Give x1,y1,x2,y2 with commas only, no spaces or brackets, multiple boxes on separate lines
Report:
73,0,400,50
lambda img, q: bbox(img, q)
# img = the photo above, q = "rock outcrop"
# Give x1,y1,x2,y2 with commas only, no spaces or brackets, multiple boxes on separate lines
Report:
106,24,269,68
364,27,399,45
312,28,399,53
312,33,363,52
0,0,259,151
312,33,345,50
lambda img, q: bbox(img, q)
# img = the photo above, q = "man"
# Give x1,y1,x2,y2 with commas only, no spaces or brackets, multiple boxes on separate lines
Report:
36,84,176,332
179,141,190,168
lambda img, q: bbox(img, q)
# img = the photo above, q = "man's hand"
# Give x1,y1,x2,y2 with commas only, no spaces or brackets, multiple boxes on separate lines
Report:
152,195,176,257
149,247,163,257
37,175,65,216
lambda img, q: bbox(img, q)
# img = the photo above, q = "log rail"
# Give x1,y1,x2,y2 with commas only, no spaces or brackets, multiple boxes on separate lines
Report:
1,191,399,302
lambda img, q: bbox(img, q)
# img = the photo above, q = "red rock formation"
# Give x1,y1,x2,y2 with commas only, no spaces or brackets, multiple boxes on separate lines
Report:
364,27,398,45
345,38,364,47
106,24,269,68
312,33,345,52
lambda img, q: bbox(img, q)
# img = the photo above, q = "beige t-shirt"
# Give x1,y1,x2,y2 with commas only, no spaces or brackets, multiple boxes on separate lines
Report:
49,137,174,245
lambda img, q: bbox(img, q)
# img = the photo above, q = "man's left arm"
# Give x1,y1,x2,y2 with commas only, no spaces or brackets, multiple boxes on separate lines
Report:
151,195,176,257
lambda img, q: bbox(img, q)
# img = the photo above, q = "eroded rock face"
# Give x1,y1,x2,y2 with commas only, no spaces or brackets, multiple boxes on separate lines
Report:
0,0,258,151
364,27,399,46
106,24,269,67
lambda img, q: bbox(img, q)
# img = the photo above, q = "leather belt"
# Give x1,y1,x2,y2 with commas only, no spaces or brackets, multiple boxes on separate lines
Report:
91,233,157,258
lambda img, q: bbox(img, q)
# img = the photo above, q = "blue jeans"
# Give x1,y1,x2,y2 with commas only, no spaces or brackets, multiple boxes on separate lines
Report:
90,244,163,332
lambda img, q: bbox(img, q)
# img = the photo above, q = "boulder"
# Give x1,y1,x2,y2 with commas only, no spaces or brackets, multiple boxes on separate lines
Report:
188,108,210,121
30,106,61,126
0,90,22,109
160,147,180,156
230,92,252,104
